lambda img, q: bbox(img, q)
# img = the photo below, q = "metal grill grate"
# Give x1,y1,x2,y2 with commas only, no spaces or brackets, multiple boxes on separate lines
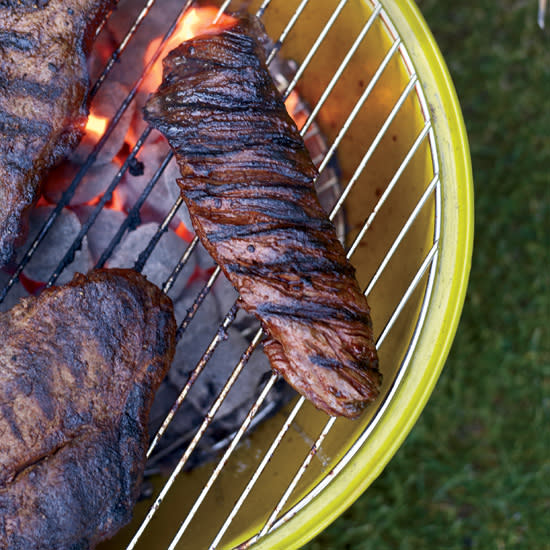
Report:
0,0,441,548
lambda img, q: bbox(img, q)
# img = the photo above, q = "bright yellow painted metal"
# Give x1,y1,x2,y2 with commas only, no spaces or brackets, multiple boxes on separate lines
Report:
99,0,473,547
251,0,474,548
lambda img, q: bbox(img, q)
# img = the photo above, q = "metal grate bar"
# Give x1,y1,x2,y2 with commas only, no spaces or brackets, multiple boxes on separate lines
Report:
45,127,151,285
259,416,338,538
255,0,274,18
347,122,431,257
127,328,265,550
161,235,200,294
329,74,418,221
376,242,438,348
94,150,175,269
134,196,185,273
90,0,163,98
147,302,240,458
300,1,382,136
282,0,349,101
0,0,196,303
214,0,233,23
208,388,304,549
316,36,401,178
175,265,222,339
364,173,438,297
167,372,279,550
265,0,311,66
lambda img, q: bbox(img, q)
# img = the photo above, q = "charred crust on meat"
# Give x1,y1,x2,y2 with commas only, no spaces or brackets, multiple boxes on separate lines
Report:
144,14,381,418
0,269,176,548
0,0,118,267
0,30,35,51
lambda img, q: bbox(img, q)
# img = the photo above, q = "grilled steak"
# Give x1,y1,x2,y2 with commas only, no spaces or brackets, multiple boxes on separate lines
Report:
0,269,176,549
0,0,116,267
144,15,381,418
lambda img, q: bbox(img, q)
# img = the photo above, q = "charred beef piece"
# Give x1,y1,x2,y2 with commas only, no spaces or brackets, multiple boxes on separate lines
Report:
144,15,381,418
0,0,117,267
0,269,176,549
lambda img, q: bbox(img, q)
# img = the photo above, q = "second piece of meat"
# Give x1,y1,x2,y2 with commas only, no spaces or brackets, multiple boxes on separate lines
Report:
0,268,176,549
0,0,117,267
144,15,381,418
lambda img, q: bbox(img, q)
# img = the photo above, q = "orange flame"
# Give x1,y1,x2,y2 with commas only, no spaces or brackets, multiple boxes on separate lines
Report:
106,188,125,213
85,113,109,139
174,220,194,242
284,90,307,129
142,7,237,94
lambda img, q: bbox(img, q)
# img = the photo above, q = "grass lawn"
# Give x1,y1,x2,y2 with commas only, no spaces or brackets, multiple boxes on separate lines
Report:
304,0,550,548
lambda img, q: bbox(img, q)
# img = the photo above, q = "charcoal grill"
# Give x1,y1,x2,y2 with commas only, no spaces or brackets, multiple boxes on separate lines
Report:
0,0,473,548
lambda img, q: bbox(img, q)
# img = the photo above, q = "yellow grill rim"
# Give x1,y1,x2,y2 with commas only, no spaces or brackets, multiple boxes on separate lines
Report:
252,0,474,548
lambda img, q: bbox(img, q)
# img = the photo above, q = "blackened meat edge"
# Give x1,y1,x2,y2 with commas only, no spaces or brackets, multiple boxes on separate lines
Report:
144,15,381,418
0,0,117,267
0,269,176,549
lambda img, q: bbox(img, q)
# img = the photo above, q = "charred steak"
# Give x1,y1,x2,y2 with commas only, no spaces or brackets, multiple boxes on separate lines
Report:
0,269,176,549
0,0,116,267
144,15,381,418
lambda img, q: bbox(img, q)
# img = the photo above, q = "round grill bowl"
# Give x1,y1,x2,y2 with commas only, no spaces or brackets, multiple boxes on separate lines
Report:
99,0,473,548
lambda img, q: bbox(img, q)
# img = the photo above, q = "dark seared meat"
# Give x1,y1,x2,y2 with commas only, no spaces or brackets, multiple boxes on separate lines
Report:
144,15,381,418
0,0,116,267
0,269,176,549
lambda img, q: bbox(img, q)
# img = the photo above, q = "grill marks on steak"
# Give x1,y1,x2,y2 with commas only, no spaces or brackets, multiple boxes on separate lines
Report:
144,15,381,418
0,269,176,550
0,0,116,267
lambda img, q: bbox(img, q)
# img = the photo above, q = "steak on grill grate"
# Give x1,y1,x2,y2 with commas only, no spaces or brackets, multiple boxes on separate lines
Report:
0,0,117,267
144,14,381,418
0,269,176,549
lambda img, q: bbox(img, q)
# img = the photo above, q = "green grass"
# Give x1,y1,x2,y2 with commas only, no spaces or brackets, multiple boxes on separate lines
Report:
304,1,550,548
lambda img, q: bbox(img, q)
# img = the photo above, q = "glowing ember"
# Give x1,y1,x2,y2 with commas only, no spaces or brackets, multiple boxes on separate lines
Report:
85,113,109,139
284,90,308,129
142,7,237,93
106,188,126,213
174,220,194,243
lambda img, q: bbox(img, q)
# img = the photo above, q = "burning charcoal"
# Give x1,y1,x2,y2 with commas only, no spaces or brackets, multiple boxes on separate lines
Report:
117,138,173,222
17,206,93,285
42,160,121,207
161,155,194,231
0,271,29,313
146,282,277,472
171,286,271,420
104,0,185,91
71,82,136,166
211,273,239,318
108,222,196,299
72,206,127,264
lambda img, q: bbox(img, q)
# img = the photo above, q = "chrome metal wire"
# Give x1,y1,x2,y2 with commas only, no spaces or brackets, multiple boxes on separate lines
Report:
146,0,441,535
0,0,442,547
